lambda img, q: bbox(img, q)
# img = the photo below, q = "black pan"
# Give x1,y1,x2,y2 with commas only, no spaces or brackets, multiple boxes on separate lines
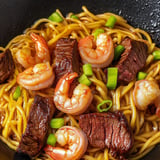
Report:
0,0,160,159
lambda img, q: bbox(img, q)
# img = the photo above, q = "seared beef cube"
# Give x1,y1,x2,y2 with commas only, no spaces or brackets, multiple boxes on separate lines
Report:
54,38,80,83
0,49,15,83
17,95,55,157
116,38,148,84
79,112,133,159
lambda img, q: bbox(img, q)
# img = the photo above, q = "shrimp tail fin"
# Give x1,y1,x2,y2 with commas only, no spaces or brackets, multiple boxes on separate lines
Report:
44,145,66,160
55,72,78,92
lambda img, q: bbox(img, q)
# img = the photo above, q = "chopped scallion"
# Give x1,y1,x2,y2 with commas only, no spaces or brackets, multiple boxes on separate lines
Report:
152,50,160,60
97,100,112,112
137,72,147,80
50,118,64,129
48,12,63,22
105,16,117,28
70,14,79,19
106,67,118,90
92,28,104,39
13,86,21,101
83,64,93,76
114,45,125,61
47,134,57,146
78,74,92,86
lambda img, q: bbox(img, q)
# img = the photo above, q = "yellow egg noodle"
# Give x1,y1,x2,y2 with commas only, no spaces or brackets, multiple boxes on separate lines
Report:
0,6,160,160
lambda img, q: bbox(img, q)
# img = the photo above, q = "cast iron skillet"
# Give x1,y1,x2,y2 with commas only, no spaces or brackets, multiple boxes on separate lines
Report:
0,0,160,159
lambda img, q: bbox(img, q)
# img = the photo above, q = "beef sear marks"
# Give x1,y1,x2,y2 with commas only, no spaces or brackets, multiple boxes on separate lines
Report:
79,111,133,159
54,38,80,84
17,95,55,157
116,38,148,84
0,49,15,83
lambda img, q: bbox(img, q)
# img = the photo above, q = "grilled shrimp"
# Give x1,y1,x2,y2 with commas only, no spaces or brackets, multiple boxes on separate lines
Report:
16,33,50,68
17,62,54,90
78,33,114,68
54,72,93,115
44,126,88,160
133,80,160,111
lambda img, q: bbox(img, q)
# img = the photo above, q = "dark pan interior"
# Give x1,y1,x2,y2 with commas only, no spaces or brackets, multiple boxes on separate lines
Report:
0,0,160,159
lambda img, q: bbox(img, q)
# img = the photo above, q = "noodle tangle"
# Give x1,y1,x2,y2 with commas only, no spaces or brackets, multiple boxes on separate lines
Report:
0,6,160,160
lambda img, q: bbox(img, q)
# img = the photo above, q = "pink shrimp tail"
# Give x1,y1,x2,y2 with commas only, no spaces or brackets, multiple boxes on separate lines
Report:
30,32,49,52
55,72,78,92
44,145,66,160
30,33,48,47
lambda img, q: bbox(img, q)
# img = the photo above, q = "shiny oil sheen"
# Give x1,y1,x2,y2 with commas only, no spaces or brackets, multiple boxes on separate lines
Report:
0,0,160,159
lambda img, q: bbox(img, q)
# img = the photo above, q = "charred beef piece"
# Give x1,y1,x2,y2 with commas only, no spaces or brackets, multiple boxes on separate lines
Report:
17,95,55,157
116,38,148,84
79,111,133,159
0,49,15,83
54,38,80,83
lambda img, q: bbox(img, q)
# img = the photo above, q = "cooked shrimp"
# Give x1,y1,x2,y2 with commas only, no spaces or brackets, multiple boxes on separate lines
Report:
133,80,160,110
54,72,93,115
17,62,54,90
78,33,114,68
16,33,50,68
44,126,88,160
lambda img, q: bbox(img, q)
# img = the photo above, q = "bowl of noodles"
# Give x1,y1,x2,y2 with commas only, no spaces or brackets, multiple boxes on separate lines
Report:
0,0,160,160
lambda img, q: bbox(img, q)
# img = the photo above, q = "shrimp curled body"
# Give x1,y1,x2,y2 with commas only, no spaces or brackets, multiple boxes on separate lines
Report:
133,80,160,111
54,72,93,115
17,62,54,90
16,32,50,68
78,33,114,68
44,126,88,160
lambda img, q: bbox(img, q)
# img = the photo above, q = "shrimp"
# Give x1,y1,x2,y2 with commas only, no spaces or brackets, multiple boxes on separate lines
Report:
54,72,93,115
17,62,54,90
78,33,114,68
133,80,160,111
44,126,88,160
16,32,50,68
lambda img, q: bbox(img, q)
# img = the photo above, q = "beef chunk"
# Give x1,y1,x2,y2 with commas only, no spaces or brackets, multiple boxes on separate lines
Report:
54,38,80,83
17,95,55,157
0,49,15,83
116,38,148,84
79,112,133,159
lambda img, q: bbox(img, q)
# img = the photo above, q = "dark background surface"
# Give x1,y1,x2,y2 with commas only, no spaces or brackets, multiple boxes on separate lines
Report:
0,0,160,159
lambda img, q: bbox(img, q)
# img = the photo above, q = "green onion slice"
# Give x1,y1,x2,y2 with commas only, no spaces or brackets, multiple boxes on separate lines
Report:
114,45,125,61
48,12,63,22
92,28,104,39
70,14,79,19
50,118,64,129
97,100,112,112
47,134,57,146
137,72,147,80
78,74,92,86
105,15,117,28
106,67,118,90
13,86,21,101
152,50,160,60
83,64,93,76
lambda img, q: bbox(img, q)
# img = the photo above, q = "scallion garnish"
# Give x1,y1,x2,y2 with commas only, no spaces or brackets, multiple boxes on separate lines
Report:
97,100,112,112
106,67,118,90
137,72,147,80
50,118,64,129
78,74,92,86
70,14,79,19
92,28,104,39
114,45,125,61
47,134,57,146
83,64,93,76
48,12,63,22
13,86,21,101
152,50,160,60
105,15,117,28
